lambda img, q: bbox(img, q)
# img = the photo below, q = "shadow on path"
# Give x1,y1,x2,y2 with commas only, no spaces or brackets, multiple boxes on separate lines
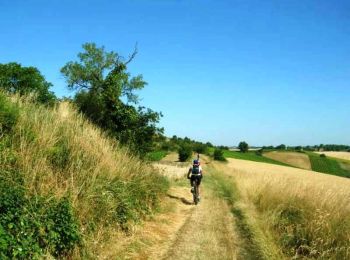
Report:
167,194,193,205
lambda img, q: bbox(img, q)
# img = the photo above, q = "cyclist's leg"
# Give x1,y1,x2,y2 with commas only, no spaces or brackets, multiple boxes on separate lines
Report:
190,175,195,193
197,175,202,197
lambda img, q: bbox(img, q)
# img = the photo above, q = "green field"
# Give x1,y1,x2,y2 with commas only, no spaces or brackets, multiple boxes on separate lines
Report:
146,150,168,161
223,150,292,167
307,152,350,178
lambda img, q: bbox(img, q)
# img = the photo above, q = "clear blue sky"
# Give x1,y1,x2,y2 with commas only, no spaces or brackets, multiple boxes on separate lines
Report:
1,0,349,146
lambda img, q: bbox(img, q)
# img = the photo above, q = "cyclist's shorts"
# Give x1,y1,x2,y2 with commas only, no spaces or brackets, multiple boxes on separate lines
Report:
190,174,202,186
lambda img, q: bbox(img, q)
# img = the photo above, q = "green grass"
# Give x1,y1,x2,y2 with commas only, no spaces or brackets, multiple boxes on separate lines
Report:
145,150,168,161
223,150,292,167
307,152,350,178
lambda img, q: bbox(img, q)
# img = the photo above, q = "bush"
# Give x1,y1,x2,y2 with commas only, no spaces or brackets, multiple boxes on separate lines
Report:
178,145,192,162
320,153,326,158
213,149,226,161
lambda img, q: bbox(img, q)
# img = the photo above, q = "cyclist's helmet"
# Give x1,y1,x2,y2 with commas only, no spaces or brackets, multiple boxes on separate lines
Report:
193,159,200,166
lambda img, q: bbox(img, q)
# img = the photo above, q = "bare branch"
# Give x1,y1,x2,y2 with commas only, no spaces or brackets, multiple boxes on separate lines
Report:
125,43,138,65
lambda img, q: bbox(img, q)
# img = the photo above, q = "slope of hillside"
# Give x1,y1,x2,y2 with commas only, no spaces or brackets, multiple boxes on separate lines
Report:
0,93,168,258
263,151,311,169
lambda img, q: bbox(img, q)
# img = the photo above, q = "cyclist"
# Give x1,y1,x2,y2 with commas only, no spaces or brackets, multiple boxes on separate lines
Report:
187,158,203,201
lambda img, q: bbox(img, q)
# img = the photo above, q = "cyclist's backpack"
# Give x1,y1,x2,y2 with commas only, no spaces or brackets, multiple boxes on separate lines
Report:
192,165,200,174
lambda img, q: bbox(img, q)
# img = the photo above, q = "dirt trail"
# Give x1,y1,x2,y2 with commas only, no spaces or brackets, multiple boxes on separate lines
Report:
164,184,238,260
121,156,239,259
101,155,240,259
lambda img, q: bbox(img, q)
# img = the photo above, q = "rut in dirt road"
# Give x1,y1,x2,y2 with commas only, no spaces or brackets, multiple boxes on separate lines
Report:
163,185,238,260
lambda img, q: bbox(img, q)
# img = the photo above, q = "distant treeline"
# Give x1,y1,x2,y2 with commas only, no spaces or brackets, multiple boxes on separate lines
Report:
155,135,214,154
262,144,350,152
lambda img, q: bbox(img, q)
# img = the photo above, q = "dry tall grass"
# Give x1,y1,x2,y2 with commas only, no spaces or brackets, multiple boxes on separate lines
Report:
225,159,350,259
3,96,168,257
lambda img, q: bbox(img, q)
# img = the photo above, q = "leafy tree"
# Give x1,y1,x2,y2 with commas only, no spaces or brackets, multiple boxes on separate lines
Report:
61,43,162,155
213,149,226,161
295,146,302,151
0,62,56,105
262,145,274,150
276,144,286,150
193,142,208,154
206,142,213,147
238,141,249,153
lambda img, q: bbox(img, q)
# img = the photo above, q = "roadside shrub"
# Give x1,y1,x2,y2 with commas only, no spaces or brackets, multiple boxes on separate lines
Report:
0,93,19,134
213,149,226,161
178,145,192,162
319,153,326,158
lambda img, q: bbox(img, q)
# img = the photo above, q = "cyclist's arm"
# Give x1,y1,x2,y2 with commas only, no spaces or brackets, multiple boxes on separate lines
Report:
187,168,192,179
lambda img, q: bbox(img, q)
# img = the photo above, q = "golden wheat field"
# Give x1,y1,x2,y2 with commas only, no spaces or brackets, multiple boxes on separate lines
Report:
263,151,311,169
223,158,350,258
315,151,350,161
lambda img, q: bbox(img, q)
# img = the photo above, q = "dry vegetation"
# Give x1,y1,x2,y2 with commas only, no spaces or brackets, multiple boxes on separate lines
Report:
1,95,168,258
224,158,350,259
264,151,311,169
